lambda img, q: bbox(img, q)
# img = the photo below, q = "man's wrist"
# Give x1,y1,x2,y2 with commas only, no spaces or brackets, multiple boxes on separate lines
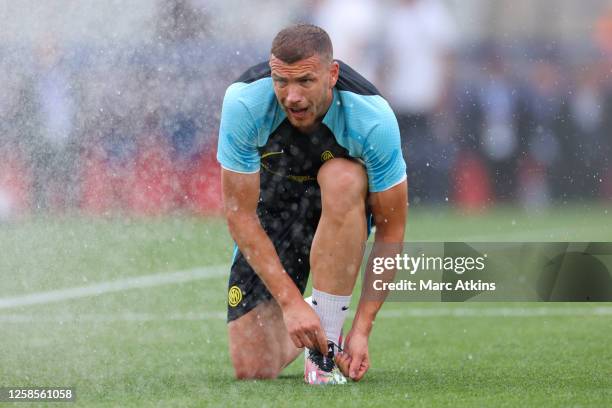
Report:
352,313,374,336
274,283,303,311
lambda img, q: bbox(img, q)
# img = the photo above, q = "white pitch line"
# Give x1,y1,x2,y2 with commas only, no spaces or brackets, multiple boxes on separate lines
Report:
378,306,612,318
0,266,227,310
1,307,611,323
411,227,607,242
0,311,227,322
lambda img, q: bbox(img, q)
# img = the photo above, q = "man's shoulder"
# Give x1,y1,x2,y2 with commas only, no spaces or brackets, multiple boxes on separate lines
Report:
229,59,382,100
235,59,379,92
336,90,396,142
335,61,394,124
236,61,272,84
223,64,277,127
336,60,380,97
224,76,275,110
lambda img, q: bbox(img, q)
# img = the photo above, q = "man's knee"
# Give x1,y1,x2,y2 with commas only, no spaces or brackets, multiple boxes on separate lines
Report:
230,334,284,380
232,361,280,380
317,159,367,215
228,301,295,380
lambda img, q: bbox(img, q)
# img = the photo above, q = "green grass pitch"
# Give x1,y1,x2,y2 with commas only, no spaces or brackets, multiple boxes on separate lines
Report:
1,205,611,407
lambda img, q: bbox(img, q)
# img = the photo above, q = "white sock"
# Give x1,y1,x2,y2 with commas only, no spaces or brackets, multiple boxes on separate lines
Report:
310,288,351,346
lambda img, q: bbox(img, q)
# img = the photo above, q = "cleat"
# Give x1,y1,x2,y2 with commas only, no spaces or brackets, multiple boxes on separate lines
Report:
304,341,347,385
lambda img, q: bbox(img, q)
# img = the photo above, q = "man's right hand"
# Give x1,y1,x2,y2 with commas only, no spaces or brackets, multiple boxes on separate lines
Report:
222,168,327,354
282,299,328,354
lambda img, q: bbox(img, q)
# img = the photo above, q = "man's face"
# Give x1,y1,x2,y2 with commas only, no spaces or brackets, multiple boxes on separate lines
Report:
270,53,339,133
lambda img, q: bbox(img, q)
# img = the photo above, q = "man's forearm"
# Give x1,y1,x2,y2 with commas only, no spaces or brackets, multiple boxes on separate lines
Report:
227,212,302,308
352,301,380,336
352,244,399,336
352,227,405,336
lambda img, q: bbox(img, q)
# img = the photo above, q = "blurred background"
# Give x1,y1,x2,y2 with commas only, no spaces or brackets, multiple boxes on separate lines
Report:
1,0,611,220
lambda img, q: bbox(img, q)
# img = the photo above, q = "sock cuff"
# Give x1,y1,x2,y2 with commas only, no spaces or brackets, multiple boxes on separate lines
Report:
311,288,351,305
311,288,351,344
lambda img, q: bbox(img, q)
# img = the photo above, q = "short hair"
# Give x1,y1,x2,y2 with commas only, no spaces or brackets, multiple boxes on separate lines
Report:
271,24,333,64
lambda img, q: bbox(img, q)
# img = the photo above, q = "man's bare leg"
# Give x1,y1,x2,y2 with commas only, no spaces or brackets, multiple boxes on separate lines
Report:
228,299,302,379
311,158,368,295
229,159,367,380
301,158,368,383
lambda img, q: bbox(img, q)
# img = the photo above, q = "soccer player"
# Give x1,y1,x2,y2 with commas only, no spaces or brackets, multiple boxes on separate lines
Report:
218,24,407,384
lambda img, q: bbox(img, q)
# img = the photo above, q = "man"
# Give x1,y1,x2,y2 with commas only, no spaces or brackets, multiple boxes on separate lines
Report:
217,24,407,384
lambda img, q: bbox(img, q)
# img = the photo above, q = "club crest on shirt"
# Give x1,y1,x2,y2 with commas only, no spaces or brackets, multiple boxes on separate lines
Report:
321,150,334,162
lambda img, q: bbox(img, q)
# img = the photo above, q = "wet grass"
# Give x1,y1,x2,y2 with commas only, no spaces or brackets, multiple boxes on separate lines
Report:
1,205,611,407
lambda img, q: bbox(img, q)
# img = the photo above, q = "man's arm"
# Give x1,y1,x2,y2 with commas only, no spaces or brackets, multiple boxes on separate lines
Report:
222,168,328,353
354,179,407,333
337,179,407,381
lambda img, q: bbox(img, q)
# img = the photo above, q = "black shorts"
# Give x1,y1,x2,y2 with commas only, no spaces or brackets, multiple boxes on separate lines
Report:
226,180,372,322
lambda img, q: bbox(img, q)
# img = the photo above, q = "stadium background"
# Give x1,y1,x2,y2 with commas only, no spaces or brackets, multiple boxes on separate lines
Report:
1,0,611,216
1,1,611,407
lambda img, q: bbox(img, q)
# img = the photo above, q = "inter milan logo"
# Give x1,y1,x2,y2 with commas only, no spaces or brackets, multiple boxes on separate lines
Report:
321,150,334,162
228,286,243,307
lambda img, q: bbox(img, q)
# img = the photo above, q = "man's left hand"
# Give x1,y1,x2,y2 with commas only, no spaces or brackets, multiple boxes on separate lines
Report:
335,329,370,381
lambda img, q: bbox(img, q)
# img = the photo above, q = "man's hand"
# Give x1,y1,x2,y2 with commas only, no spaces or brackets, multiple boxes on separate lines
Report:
282,299,328,354
335,329,370,381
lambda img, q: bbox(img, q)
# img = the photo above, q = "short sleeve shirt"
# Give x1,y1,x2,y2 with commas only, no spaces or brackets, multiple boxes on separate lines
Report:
217,61,406,194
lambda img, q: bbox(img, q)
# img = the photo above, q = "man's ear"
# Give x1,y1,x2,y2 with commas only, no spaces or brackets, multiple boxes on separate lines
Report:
329,60,339,87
